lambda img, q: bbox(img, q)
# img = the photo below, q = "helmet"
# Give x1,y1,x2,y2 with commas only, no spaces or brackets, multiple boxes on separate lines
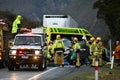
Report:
96,37,101,41
82,36,87,40
116,41,119,45
56,35,61,40
48,46,52,50
16,15,22,20
74,37,78,42
90,37,95,41
49,41,53,44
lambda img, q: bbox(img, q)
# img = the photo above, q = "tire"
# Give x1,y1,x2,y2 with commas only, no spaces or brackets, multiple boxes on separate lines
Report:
15,64,20,70
38,64,43,71
8,64,14,71
43,53,47,70
0,61,5,68
7,60,14,71
38,58,47,71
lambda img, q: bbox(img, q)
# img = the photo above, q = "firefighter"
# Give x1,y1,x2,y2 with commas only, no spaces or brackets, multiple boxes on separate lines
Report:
52,35,65,67
91,37,98,66
89,37,95,55
91,37,103,66
80,36,91,65
9,38,14,49
115,41,120,66
11,15,22,38
47,45,53,65
89,37,95,63
72,37,81,67
96,37,103,66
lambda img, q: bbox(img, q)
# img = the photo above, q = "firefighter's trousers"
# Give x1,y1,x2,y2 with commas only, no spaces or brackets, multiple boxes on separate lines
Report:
76,53,81,67
98,54,103,66
91,55,98,66
54,52,64,65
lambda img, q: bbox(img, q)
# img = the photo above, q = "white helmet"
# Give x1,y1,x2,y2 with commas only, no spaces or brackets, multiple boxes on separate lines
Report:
82,36,87,40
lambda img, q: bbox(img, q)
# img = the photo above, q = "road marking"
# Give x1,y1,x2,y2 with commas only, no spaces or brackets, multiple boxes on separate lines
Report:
28,67,58,80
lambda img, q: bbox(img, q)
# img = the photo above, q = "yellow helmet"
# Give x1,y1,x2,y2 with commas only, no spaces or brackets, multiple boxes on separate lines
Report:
48,46,52,50
16,15,22,20
96,37,101,41
90,37,95,41
56,35,61,40
74,37,78,42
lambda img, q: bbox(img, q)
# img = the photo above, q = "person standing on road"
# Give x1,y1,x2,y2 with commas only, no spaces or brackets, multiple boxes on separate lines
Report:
115,41,120,66
80,36,91,65
47,45,53,65
89,37,95,65
91,37,99,66
96,37,103,66
91,37,103,66
11,15,22,38
72,37,81,67
52,35,65,67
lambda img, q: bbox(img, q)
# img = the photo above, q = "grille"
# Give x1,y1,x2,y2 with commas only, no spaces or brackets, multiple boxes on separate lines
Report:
17,49,34,54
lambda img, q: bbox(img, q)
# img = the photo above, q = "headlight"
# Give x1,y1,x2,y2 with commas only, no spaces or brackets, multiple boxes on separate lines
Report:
35,50,40,55
11,50,17,55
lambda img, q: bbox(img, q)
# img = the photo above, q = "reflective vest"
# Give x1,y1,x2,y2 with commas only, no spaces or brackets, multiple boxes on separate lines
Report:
47,50,52,59
73,42,80,52
9,41,14,49
98,41,103,54
52,40,64,53
91,42,99,56
12,19,21,33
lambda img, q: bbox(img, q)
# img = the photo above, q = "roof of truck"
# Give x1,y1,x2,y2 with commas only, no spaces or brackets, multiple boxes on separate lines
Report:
16,33,42,37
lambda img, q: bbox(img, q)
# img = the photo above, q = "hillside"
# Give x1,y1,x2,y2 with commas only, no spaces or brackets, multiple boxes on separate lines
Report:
0,0,110,40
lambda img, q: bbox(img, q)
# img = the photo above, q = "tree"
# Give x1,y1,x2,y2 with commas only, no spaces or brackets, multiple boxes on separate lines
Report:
93,0,120,41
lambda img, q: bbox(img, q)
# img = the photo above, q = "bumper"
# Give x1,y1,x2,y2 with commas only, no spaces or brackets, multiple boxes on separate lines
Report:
9,55,43,65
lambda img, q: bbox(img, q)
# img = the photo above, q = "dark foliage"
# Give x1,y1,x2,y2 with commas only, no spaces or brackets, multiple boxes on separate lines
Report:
93,0,120,41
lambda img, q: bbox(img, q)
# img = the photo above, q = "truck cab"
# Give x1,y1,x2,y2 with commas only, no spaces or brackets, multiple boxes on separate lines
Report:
8,29,47,71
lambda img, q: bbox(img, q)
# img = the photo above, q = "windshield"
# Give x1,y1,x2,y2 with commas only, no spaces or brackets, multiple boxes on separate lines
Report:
62,38,71,47
51,34,83,41
14,36,41,46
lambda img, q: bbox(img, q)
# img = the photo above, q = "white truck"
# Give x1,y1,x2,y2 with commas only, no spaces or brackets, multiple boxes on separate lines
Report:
43,15,78,28
7,28,47,71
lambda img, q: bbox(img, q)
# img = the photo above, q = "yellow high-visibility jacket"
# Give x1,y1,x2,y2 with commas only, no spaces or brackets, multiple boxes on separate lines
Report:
52,40,65,53
12,18,21,33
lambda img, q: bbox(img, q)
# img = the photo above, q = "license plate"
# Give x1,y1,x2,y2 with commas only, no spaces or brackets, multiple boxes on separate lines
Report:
21,56,28,59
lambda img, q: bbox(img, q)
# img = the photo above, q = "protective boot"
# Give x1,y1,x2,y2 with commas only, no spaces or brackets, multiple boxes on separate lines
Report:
54,53,58,66
61,53,64,67
76,57,80,67
91,58,95,66
99,58,103,67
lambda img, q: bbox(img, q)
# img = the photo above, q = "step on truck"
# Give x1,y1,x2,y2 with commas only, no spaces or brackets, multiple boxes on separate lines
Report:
7,28,47,71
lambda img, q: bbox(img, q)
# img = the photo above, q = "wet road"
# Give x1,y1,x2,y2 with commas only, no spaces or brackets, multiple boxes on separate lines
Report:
0,65,94,80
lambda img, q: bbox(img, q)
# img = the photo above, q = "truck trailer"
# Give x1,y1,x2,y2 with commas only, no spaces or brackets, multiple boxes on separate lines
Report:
43,15,78,28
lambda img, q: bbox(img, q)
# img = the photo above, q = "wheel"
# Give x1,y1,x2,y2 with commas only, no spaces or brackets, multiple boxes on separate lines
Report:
0,61,5,68
38,63,43,71
7,60,14,71
44,58,47,70
38,58,47,71
15,64,20,70
8,63,14,71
